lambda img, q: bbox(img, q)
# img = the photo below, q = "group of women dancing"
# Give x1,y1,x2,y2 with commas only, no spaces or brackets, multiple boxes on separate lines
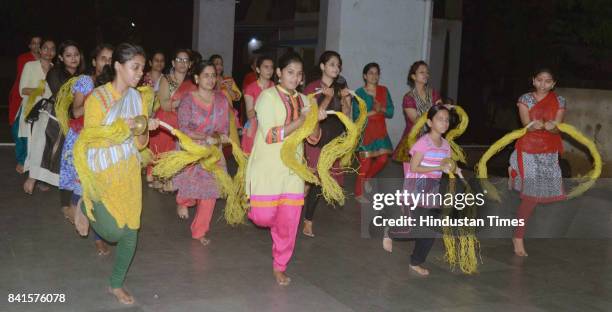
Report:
9,34,571,304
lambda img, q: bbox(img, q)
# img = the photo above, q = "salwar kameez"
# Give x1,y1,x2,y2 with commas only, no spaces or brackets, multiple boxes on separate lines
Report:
246,86,315,272
79,82,148,287
509,92,566,238
353,86,394,197
173,91,229,239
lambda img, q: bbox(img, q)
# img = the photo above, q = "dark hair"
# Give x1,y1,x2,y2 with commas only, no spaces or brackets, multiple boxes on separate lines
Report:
424,104,450,133
28,34,42,42
172,49,191,63
362,62,380,83
55,40,86,75
39,37,55,49
256,55,274,68
190,61,216,84
407,60,428,87
209,54,223,63
533,68,556,82
96,43,146,85
89,43,113,74
277,51,303,71
319,50,342,70
148,50,165,63
189,50,203,66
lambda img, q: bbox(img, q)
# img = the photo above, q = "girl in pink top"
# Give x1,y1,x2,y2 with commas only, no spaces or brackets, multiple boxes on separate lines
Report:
241,56,274,154
385,105,457,276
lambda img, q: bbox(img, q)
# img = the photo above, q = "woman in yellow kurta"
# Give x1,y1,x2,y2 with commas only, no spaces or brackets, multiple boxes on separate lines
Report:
246,52,327,286
73,43,158,305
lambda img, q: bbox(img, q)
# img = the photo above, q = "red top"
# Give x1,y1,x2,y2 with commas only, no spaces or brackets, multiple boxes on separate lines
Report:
242,71,257,90
8,52,37,124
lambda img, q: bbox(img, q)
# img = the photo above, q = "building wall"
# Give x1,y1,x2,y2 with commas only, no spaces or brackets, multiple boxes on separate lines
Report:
323,0,434,145
556,88,611,177
192,0,236,73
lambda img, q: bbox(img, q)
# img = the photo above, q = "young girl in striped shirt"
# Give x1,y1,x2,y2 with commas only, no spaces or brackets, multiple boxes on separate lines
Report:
385,104,455,276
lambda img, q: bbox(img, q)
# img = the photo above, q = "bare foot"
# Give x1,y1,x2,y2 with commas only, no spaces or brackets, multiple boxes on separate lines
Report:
302,220,314,237
74,200,90,237
355,195,370,204
409,264,430,276
273,270,291,286
149,180,162,189
382,237,393,253
196,236,210,246
364,179,373,193
507,167,513,190
162,181,174,193
95,240,110,256
62,206,75,224
16,164,24,174
37,183,50,191
23,178,35,194
512,238,528,257
108,287,134,305
177,206,189,219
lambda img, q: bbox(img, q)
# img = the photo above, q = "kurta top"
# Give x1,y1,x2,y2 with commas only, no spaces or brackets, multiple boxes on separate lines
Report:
245,86,311,200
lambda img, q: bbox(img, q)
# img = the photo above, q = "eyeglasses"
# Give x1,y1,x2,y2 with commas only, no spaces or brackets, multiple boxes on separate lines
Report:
174,57,190,63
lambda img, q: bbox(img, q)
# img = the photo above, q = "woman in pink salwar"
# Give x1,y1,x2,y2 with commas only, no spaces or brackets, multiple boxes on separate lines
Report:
173,61,230,245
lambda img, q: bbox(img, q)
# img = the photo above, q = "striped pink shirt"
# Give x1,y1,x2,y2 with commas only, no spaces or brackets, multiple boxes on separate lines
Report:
403,133,451,179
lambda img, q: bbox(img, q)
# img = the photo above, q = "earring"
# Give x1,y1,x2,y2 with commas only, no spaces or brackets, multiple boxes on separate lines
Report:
195,77,199,85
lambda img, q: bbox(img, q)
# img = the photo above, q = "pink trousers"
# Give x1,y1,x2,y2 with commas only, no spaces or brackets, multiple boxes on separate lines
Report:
248,204,302,272
177,197,216,239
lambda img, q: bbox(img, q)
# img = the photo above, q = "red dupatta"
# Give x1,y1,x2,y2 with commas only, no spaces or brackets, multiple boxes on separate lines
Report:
362,85,388,145
515,91,563,178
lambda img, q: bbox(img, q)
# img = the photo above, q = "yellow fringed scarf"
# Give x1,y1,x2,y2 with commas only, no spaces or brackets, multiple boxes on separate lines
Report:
340,94,368,167
316,94,367,205
475,123,602,202
23,80,46,118
225,110,249,225
73,119,131,221
152,115,247,225
279,95,320,185
54,77,80,136
446,105,469,164
137,85,158,116
401,105,469,164
440,159,480,274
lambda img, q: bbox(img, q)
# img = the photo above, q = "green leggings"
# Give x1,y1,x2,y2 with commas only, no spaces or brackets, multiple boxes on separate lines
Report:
82,202,138,288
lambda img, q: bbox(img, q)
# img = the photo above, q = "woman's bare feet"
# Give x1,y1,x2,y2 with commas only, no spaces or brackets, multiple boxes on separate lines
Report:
273,270,291,286
62,205,75,224
148,180,162,189
196,236,210,246
302,220,314,237
74,201,90,237
409,264,430,276
177,206,189,219
16,164,24,174
512,238,528,257
507,167,513,190
108,287,134,305
23,177,35,194
162,181,174,193
95,240,110,256
37,183,50,191
355,195,370,204
382,237,393,253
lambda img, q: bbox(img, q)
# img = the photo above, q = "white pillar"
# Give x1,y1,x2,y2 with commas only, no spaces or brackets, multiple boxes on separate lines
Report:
323,0,434,145
192,0,236,74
